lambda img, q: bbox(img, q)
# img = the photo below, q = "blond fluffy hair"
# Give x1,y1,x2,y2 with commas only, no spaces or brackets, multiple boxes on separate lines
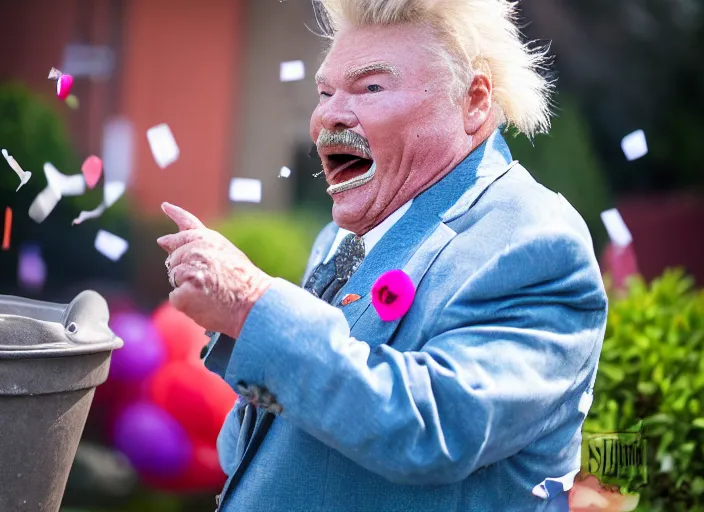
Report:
313,0,554,137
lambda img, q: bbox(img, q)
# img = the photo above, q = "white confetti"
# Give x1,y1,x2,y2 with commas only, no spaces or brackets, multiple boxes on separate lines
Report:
61,44,115,79
621,129,648,161
95,230,128,261
601,208,633,248
146,123,180,169
229,178,262,203
28,185,62,224
44,162,85,196
2,149,32,191
72,181,126,225
104,181,126,207
47,67,63,80
280,60,305,82
72,204,107,225
102,117,134,184
278,166,292,178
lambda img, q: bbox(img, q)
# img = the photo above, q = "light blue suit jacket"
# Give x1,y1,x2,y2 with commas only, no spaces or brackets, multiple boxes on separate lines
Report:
204,131,607,511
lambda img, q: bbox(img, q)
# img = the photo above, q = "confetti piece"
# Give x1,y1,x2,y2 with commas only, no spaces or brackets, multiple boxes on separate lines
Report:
146,123,180,169
57,74,74,100
72,181,125,225
61,43,115,79
95,230,128,261
2,149,32,191
229,178,262,203
28,185,62,224
280,60,305,82
600,209,633,248
104,181,126,207
44,162,85,196
102,117,134,184
48,67,75,101
2,207,11,250
65,94,80,110
621,129,648,161
278,166,292,178
72,204,106,225
371,270,416,322
81,155,103,189
18,243,47,292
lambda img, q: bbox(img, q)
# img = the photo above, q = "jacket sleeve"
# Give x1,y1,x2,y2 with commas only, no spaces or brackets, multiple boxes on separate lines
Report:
204,229,607,485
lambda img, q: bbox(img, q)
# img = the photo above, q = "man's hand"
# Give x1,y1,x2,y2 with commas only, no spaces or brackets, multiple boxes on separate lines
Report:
157,202,273,339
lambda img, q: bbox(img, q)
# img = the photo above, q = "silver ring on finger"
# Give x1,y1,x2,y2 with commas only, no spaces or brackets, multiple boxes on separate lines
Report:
169,270,178,288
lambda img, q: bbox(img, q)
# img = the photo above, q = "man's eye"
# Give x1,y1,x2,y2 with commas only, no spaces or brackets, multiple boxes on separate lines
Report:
366,84,383,93
319,91,332,98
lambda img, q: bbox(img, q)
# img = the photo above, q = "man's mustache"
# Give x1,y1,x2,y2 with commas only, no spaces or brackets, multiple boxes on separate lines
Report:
316,129,372,159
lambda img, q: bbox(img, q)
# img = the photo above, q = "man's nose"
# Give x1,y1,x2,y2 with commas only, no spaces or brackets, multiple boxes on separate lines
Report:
320,97,358,131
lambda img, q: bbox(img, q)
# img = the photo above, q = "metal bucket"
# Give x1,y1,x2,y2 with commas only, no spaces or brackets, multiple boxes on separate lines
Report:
0,290,123,512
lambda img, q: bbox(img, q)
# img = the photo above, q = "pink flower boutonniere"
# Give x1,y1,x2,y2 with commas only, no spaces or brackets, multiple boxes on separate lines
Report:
371,270,416,322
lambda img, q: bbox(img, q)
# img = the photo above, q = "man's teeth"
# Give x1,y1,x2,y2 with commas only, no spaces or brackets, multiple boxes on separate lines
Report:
327,161,376,195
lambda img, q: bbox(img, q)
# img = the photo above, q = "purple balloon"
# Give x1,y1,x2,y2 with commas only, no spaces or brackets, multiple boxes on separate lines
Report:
113,402,192,477
109,312,165,381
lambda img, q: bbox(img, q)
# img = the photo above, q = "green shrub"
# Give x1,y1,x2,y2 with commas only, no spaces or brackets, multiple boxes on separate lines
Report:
585,269,704,510
216,211,326,285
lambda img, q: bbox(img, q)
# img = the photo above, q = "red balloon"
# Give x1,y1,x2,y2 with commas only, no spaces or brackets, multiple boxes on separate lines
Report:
142,437,226,493
149,360,236,444
152,301,210,362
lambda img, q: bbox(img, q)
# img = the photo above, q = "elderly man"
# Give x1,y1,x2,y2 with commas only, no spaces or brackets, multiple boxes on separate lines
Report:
157,0,607,510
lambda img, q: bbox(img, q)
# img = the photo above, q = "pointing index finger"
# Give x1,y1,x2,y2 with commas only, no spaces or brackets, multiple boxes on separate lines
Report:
161,202,205,231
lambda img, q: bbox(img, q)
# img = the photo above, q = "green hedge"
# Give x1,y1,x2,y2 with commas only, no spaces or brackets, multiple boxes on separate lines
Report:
216,211,326,285
585,270,704,510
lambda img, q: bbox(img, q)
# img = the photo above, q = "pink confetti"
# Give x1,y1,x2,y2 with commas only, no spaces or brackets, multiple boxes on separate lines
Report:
57,74,74,100
371,270,416,322
81,155,103,189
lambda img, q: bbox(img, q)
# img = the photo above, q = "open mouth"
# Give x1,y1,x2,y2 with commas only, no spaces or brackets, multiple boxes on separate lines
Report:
323,153,376,195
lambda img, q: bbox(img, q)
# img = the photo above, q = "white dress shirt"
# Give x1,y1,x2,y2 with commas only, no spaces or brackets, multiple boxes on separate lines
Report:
323,200,413,264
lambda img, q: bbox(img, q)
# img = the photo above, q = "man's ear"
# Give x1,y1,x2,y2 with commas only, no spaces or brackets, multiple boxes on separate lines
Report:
463,74,493,135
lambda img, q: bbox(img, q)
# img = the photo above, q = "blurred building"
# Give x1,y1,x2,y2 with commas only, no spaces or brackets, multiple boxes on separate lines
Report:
0,0,326,224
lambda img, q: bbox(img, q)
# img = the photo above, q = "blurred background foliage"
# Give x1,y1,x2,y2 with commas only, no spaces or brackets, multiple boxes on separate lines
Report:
507,95,613,251
586,270,704,511
216,211,323,285
0,83,131,298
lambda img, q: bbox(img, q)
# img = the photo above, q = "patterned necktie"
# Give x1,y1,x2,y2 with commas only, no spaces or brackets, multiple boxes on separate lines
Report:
303,233,365,305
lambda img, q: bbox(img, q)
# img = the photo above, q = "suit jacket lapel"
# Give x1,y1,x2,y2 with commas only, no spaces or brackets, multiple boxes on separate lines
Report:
337,130,516,332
